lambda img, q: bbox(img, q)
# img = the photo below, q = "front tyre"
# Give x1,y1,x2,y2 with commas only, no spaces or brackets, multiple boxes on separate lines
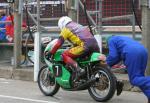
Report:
88,66,116,102
38,65,60,96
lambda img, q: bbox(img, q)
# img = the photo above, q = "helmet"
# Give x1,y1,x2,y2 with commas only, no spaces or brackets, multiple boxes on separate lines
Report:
58,16,72,30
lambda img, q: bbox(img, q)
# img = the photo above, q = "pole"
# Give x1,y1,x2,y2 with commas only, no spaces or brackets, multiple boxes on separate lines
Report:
68,0,77,21
141,0,150,75
131,0,136,40
76,0,79,23
149,0,150,8
14,0,22,68
132,14,136,39
98,0,102,35
34,0,41,81
94,0,102,53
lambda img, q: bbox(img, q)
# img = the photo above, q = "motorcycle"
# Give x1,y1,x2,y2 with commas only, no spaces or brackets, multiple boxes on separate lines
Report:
38,39,116,102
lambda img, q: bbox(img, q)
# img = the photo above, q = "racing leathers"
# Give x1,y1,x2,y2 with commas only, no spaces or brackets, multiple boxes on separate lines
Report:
49,21,99,73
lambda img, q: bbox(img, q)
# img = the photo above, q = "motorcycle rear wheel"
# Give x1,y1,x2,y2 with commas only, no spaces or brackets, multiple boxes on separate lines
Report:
88,66,116,102
38,65,60,96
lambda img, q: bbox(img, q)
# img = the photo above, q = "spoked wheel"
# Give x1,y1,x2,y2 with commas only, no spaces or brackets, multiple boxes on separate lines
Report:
38,65,60,96
88,66,116,102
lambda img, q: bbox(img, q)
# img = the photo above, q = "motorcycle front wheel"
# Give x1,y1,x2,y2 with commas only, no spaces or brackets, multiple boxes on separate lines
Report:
38,65,60,96
88,66,116,102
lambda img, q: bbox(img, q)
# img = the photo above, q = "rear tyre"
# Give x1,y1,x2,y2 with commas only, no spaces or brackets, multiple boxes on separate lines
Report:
38,65,60,96
88,66,116,102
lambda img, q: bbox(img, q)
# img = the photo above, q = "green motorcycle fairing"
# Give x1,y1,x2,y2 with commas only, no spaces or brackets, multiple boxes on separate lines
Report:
44,39,103,89
44,39,71,88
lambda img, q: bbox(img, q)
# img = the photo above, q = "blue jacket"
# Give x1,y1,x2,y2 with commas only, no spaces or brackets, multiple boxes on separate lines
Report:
106,36,146,67
0,16,7,40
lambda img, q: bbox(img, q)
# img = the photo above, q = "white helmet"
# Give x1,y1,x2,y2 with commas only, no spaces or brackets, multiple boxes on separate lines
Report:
58,16,72,30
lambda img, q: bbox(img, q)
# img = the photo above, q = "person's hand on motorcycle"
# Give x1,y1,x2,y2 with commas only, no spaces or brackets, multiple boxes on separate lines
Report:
45,51,53,61
99,54,106,61
99,54,107,67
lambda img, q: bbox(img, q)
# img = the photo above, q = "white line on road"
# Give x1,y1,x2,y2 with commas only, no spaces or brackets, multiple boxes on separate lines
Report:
0,94,59,103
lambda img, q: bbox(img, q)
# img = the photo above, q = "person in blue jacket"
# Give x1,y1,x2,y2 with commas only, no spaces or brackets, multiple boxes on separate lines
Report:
0,9,7,42
106,35,150,103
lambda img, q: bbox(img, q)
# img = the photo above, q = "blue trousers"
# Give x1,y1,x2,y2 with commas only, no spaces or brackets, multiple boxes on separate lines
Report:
124,47,150,98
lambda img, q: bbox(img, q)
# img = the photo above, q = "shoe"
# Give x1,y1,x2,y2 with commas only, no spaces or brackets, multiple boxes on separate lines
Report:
148,99,150,103
116,81,124,96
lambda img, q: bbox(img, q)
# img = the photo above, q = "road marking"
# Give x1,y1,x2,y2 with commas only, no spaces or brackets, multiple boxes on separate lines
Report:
0,80,9,84
0,95,59,103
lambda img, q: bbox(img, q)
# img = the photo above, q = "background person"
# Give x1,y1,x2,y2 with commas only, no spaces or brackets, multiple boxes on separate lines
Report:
0,9,7,42
5,13,14,42
5,13,27,43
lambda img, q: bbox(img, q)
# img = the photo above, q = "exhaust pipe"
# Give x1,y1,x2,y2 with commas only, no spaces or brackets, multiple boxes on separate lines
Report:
75,77,99,90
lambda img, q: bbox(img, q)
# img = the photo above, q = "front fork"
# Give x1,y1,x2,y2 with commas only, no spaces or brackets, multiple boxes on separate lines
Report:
43,67,55,85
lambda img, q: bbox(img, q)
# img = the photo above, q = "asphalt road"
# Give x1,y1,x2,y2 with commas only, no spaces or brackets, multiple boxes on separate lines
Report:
0,78,147,103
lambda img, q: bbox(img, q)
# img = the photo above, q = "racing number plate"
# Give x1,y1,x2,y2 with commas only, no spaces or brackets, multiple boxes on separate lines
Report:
52,65,62,77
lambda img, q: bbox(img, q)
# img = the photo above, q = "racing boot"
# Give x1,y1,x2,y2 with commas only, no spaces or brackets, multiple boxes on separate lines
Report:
74,66,85,82
116,80,124,96
148,99,150,103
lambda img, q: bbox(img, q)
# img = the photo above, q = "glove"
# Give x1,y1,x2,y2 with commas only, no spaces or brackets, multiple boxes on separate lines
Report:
45,51,53,61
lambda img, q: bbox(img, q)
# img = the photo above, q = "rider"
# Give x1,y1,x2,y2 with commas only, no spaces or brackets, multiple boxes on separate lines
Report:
45,16,99,80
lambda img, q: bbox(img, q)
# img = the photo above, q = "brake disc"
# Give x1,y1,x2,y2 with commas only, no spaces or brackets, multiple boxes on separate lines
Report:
95,75,109,90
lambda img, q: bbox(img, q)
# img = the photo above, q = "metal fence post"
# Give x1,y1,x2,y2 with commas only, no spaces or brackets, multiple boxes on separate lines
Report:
141,0,150,75
34,0,41,81
14,0,22,68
